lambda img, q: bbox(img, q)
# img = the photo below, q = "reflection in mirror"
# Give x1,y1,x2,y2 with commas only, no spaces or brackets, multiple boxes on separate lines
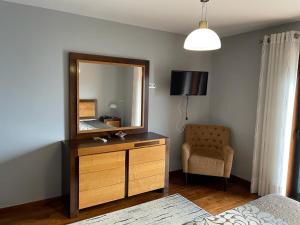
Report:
78,62,143,132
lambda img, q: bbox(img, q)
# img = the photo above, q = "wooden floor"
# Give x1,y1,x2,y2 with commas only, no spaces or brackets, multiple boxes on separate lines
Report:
0,172,257,225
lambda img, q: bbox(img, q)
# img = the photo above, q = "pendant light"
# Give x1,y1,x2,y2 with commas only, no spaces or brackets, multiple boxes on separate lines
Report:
184,0,221,51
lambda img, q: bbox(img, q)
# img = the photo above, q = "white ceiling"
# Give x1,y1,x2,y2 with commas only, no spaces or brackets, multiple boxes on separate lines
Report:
3,0,300,37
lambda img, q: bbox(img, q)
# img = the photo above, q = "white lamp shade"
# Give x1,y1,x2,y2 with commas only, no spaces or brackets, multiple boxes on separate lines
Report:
184,28,221,51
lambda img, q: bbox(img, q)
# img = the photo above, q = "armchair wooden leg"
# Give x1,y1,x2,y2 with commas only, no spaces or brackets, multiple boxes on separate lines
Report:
185,173,188,185
224,177,228,191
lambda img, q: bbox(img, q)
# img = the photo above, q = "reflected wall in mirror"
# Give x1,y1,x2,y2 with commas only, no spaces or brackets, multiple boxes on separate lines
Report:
78,62,143,132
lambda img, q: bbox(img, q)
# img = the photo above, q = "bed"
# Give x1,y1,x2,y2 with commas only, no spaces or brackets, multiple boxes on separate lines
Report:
186,194,300,225
79,119,112,130
78,99,113,131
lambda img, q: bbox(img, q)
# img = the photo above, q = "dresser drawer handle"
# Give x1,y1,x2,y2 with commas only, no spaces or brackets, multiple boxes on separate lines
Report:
134,141,160,147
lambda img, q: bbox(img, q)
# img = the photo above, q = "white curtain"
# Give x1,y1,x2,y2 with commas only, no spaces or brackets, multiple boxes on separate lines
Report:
251,31,300,196
131,67,143,126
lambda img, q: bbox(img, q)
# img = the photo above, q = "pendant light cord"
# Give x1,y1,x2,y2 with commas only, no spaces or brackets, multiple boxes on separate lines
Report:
201,2,205,21
204,2,207,21
200,0,208,21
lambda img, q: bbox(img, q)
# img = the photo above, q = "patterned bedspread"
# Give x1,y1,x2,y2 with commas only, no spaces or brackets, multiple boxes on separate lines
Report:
186,194,300,225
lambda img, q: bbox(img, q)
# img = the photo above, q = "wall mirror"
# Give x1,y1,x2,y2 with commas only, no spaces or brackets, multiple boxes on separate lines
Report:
69,52,149,139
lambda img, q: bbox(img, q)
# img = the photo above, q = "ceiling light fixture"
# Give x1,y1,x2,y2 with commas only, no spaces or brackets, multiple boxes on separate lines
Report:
184,0,221,51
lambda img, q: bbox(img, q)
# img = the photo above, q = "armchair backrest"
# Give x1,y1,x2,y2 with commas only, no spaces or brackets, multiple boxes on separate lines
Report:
185,124,230,150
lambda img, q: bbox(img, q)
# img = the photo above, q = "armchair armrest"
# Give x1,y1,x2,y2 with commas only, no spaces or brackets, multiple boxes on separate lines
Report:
182,143,192,173
222,145,234,178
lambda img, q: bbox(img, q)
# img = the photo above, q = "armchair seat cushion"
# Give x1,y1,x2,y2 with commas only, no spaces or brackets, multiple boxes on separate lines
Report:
188,149,225,177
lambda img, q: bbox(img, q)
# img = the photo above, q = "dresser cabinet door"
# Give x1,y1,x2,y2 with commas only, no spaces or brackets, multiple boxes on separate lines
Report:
128,145,166,196
79,151,125,209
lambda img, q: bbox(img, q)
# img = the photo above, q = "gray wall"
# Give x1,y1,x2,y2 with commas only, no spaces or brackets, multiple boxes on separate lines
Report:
210,21,300,181
0,1,212,208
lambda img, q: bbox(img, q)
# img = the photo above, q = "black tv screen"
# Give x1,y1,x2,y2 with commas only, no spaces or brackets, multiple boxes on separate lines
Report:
170,70,208,95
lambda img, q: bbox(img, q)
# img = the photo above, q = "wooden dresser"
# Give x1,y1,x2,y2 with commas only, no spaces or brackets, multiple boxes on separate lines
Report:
62,132,169,217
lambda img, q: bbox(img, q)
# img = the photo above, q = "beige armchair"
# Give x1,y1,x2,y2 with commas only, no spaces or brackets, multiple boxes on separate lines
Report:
182,124,234,190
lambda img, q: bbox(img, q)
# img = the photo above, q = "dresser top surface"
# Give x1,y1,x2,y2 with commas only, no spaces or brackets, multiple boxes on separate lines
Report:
64,132,168,149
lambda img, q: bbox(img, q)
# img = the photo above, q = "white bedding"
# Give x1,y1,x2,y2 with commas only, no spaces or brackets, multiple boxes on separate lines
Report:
79,120,113,131
79,121,96,130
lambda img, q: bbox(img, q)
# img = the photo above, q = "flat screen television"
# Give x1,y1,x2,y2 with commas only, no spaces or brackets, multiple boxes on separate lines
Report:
170,70,208,96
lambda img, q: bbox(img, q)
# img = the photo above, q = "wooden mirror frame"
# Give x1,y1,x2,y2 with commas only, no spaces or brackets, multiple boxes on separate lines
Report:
69,52,149,140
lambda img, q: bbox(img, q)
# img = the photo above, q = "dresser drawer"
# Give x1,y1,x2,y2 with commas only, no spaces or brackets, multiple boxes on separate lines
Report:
129,145,166,165
129,160,165,181
80,167,125,192
128,174,165,196
79,151,125,209
128,145,166,196
79,183,125,209
79,151,125,174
